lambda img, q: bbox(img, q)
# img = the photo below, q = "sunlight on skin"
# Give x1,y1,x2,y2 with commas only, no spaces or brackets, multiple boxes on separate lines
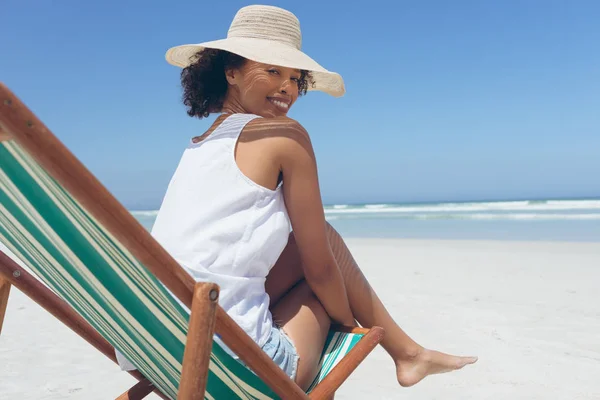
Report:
326,222,478,387
191,60,310,150
221,60,301,119
191,60,309,146
191,58,478,388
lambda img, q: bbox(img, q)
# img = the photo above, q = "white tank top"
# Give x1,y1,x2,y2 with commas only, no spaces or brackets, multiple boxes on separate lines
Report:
151,113,291,349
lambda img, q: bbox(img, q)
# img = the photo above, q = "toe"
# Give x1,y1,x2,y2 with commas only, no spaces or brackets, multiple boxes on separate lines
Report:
458,356,478,368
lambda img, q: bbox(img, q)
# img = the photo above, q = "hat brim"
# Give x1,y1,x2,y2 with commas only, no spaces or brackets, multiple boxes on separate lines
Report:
165,37,345,97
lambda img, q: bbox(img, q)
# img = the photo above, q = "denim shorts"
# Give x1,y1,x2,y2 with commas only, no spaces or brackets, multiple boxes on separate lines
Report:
260,324,300,380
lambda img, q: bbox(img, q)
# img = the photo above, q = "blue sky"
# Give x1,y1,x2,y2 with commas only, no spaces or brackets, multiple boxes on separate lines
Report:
2,0,599,209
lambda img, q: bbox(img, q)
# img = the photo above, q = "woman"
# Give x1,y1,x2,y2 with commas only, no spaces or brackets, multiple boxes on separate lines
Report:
155,5,477,391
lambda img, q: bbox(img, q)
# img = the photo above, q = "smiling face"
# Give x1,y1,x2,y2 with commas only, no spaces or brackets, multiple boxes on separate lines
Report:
222,60,303,118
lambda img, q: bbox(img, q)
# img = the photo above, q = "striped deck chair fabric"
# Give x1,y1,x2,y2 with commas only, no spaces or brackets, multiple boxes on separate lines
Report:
0,139,364,399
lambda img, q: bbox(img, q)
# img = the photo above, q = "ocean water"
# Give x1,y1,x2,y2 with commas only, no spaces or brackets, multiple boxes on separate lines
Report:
131,199,600,242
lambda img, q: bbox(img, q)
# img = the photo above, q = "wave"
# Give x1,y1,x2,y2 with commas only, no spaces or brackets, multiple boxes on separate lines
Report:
422,213,600,221
328,213,600,221
324,200,600,214
130,200,600,222
364,204,390,209
546,200,600,208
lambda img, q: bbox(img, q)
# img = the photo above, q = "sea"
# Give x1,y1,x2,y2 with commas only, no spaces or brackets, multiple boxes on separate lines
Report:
131,198,600,242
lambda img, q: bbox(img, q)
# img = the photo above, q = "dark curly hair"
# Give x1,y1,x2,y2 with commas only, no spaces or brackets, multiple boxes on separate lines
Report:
180,49,314,119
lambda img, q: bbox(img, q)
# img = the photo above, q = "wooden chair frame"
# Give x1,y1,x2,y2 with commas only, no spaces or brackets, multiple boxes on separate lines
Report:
0,83,384,399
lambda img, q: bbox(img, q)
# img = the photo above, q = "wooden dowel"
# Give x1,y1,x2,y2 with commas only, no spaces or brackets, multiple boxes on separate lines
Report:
0,276,11,334
0,251,117,362
177,282,219,400
115,378,156,400
0,251,169,400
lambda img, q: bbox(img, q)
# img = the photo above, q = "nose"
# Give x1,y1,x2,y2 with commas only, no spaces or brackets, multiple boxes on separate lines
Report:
280,78,292,94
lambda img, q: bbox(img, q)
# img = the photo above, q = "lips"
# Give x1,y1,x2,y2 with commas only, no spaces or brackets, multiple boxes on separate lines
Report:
267,97,291,112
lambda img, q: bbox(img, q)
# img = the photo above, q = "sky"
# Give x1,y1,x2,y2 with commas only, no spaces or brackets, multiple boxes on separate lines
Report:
2,0,599,209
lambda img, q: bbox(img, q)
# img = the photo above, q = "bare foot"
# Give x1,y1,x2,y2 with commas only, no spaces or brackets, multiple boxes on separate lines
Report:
395,348,478,387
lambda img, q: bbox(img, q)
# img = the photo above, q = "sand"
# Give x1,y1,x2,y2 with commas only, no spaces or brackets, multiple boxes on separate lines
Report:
1,239,599,399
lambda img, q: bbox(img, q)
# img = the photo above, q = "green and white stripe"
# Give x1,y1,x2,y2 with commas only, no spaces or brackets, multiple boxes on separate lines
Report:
0,141,363,399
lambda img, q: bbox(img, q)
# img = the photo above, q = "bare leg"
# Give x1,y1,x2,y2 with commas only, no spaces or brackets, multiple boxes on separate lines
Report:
271,279,331,391
324,224,477,386
266,224,477,388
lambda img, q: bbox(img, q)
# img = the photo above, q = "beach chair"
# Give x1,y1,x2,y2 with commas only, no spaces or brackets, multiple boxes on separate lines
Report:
0,83,384,399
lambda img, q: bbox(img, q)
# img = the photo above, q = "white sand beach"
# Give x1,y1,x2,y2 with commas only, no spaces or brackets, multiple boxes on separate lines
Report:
1,238,599,399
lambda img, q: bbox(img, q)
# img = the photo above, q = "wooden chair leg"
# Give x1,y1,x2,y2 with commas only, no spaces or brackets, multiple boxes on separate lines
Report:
0,251,119,361
177,282,219,400
0,275,11,334
0,251,170,400
115,378,156,400
308,326,385,399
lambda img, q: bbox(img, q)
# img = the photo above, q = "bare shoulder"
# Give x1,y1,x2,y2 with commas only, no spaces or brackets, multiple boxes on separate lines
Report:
244,116,311,145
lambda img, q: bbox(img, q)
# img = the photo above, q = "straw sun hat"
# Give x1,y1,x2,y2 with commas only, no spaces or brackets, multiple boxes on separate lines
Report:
165,5,345,97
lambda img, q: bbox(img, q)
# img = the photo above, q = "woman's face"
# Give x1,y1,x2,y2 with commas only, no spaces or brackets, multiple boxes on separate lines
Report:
223,60,302,118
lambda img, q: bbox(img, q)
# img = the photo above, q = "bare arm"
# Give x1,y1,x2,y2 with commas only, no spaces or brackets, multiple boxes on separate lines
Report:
272,118,354,326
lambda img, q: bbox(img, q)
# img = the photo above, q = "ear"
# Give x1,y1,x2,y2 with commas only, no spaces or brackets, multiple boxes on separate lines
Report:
225,67,239,87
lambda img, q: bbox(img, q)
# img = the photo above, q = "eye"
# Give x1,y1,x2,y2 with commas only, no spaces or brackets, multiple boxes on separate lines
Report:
268,69,280,75
291,77,301,83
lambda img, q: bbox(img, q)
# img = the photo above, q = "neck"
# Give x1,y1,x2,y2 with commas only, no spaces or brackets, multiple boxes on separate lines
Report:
221,94,246,115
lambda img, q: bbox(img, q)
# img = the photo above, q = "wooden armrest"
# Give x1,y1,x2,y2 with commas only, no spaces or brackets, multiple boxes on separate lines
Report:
215,308,309,399
309,326,384,399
